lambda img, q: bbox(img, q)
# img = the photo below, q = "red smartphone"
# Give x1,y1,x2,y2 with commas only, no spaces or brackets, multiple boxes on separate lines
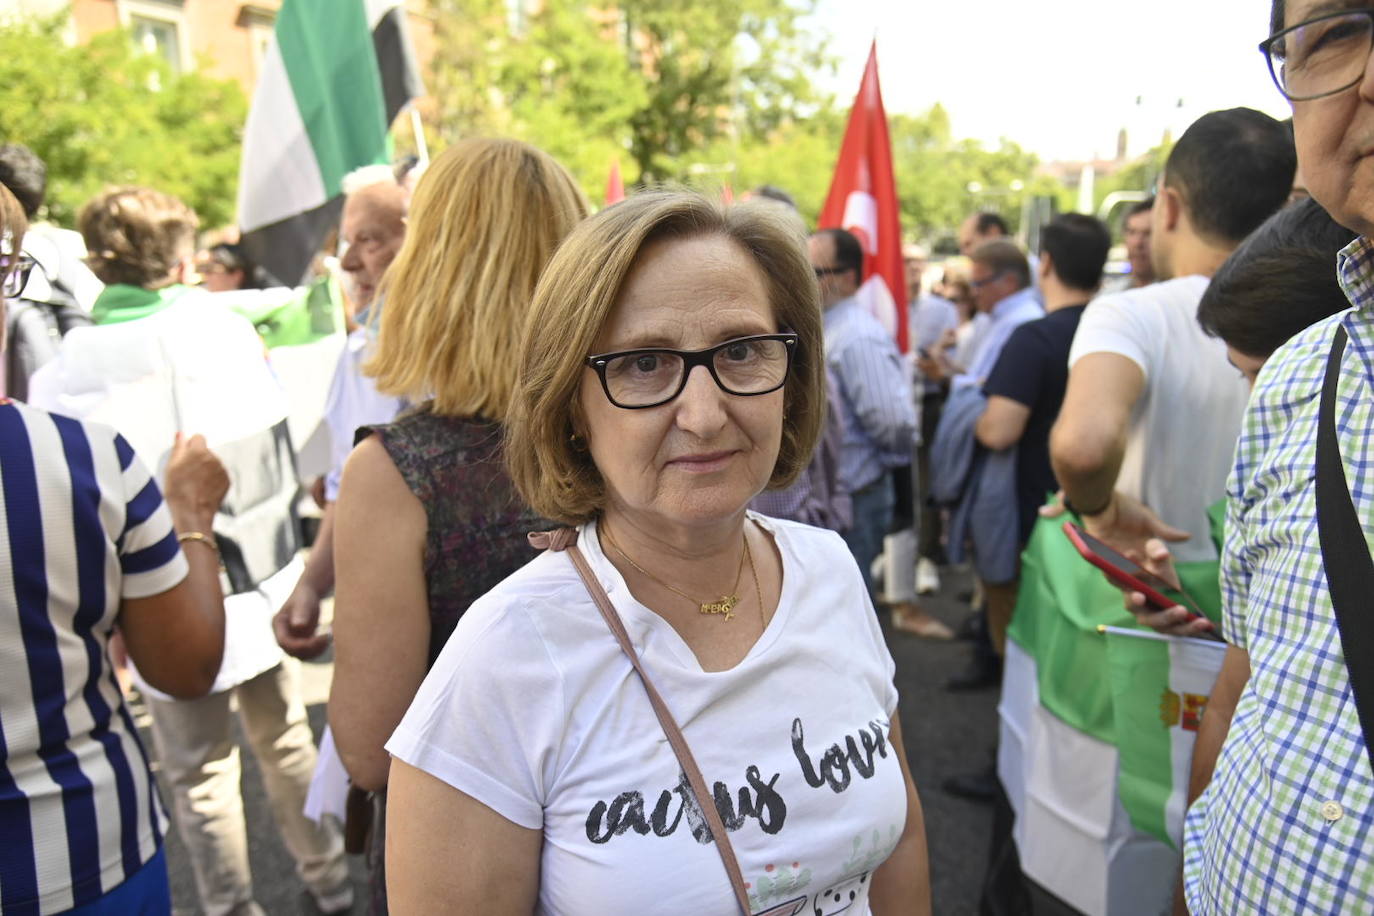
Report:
1062,521,1222,639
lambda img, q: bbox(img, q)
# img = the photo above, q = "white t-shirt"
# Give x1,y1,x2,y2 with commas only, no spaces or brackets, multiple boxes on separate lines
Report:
1068,275,1249,563
322,325,402,501
388,514,906,916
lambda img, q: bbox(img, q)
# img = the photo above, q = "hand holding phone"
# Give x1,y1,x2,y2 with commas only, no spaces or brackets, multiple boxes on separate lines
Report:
1062,522,1223,642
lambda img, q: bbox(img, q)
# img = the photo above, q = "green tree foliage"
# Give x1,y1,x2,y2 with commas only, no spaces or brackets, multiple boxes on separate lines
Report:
889,104,1062,241
426,0,513,140
423,1,1079,235
1091,142,1170,230
424,0,829,198
721,111,843,223
0,15,246,228
621,0,828,181
427,0,642,194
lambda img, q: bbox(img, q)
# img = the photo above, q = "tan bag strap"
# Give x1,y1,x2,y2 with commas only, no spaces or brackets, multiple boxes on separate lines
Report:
528,528,752,916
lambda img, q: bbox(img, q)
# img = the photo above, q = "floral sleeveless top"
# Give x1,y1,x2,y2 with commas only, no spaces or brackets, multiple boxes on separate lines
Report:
364,406,546,667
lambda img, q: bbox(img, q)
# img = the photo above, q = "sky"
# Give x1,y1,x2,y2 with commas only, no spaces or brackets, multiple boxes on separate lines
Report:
805,0,1291,163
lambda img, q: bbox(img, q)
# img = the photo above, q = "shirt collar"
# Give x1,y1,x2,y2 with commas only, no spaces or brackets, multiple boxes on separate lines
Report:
90,283,194,326
1336,236,1374,312
989,285,1037,320
822,293,861,326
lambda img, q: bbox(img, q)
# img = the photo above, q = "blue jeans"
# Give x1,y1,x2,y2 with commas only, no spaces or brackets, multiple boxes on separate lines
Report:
59,846,170,915
843,475,895,599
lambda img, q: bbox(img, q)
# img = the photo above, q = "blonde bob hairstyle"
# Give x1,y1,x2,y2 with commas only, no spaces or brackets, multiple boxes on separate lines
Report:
506,191,826,525
365,138,590,419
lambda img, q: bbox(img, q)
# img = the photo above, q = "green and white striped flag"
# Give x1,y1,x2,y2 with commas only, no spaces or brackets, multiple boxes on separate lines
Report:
238,0,423,286
1102,625,1227,849
998,505,1227,916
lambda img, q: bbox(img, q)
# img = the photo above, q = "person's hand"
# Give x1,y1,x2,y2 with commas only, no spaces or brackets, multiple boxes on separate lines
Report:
309,476,327,510
273,581,331,660
1080,490,1190,560
163,433,230,523
937,327,958,350
1039,490,1069,519
1122,539,1218,639
916,351,947,382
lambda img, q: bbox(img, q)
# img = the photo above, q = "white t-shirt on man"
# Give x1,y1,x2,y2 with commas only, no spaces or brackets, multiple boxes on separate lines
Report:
388,514,906,916
1068,275,1249,563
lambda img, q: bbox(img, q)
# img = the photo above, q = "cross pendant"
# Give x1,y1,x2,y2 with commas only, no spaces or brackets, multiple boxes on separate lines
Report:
699,595,738,621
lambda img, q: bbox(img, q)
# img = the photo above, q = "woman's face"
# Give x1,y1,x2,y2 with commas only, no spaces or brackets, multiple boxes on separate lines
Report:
578,234,786,533
1225,344,1267,388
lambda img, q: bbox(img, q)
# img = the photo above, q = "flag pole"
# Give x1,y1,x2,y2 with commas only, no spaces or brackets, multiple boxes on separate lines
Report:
409,104,429,168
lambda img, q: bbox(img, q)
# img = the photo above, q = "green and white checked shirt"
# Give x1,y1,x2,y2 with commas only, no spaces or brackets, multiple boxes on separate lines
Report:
1183,238,1374,913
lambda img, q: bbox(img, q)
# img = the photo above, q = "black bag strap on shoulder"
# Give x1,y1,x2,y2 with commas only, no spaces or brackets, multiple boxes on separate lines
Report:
1315,323,1374,775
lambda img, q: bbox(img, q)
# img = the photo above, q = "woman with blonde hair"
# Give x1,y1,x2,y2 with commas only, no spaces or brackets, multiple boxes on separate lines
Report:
328,137,589,911
385,191,930,914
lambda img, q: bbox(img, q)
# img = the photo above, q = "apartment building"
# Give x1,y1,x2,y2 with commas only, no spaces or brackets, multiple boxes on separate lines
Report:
0,0,436,96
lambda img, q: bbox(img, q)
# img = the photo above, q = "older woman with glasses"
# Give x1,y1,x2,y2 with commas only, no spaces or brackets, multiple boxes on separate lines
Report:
384,192,930,915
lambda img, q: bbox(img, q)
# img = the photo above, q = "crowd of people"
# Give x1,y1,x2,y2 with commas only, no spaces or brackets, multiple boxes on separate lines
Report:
1,0,1372,912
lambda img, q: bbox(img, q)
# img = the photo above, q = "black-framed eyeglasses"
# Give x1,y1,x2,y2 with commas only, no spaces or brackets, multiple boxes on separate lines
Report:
1,253,34,299
969,271,1006,290
585,333,799,409
813,265,849,279
1260,8,1374,101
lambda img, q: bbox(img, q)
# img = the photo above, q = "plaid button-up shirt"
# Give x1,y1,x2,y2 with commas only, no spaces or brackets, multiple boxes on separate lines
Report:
1183,238,1374,912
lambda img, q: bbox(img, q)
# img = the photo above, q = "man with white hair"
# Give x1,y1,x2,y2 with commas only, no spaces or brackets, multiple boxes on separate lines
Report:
274,166,407,658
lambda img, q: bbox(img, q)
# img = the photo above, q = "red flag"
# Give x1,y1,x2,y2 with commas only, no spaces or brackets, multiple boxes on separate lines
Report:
606,158,625,205
818,41,908,351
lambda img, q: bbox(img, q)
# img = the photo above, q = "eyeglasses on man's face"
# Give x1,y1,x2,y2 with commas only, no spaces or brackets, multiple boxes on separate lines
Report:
1261,8,1374,101
585,333,798,410
969,270,1006,290
813,265,850,280
1,253,34,299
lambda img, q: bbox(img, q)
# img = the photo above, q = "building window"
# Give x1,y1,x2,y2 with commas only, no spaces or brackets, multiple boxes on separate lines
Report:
237,5,278,76
131,15,181,73
119,1,189,77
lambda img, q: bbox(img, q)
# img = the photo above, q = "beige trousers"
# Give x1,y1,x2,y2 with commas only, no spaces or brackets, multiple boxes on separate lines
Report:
984,579,1021,658
146,659,348,916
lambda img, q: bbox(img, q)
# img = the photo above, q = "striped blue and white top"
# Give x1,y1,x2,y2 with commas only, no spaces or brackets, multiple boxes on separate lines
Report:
0,398,187,914
822,295,917,494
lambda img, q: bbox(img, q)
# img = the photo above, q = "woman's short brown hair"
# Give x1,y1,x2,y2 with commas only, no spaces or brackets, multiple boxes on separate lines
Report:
79,186,199,288
506,191,827,525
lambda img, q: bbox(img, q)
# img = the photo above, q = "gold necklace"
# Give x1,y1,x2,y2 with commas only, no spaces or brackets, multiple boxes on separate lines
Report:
601,525,749,621
745,533,764,621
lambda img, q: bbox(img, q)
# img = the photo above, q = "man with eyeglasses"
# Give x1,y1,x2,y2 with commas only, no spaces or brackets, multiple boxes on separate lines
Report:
1177,3,1374,911
926,240,1044,691
955,241,1043,392
808,227,915,599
